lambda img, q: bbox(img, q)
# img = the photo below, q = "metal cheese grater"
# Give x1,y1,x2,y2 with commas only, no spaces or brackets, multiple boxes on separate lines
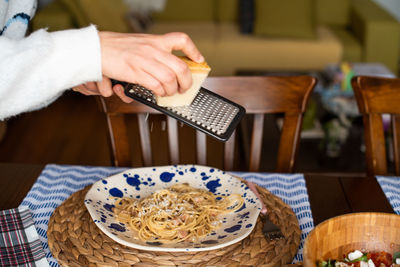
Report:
122,83,245,142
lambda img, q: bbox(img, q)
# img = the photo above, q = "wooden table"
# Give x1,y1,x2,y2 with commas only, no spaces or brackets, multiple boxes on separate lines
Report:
0,163,394,225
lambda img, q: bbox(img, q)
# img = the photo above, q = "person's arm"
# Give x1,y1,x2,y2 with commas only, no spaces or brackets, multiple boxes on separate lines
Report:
74,31,205,103
0,25,101,120
0,26,204,120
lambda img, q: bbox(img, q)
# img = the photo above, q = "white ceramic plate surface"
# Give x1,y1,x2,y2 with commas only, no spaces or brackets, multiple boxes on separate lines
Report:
84,165,261,252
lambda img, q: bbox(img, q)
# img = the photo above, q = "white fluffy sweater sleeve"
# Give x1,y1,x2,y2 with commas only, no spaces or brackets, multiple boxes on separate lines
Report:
0,25,102,120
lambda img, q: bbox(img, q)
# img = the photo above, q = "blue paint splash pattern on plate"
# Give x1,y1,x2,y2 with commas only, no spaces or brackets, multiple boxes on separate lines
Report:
84,165,261,252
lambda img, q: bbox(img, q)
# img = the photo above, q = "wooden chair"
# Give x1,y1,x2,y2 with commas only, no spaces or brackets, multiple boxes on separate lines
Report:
99,76,316,172
352,75,400,176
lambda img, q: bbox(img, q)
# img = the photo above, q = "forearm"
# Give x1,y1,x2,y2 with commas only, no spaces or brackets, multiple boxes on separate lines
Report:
0,25,102,120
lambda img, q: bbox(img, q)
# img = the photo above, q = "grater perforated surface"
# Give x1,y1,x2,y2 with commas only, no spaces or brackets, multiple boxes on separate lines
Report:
124,83,245,141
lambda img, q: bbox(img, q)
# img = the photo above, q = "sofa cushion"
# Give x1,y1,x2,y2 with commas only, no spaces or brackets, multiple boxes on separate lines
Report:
60,0,131,32
315,0,350,27
216,0,238,22
32,0,74,31
216,24,342,75
253,0,316,39
147,22,342,76
329,27,362,62
60,0,89,27
351,0,400,73
152,0,215,22
83,0,130,32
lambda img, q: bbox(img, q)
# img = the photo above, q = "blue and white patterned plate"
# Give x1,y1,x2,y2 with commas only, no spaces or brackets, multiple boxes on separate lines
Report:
84,165,262,252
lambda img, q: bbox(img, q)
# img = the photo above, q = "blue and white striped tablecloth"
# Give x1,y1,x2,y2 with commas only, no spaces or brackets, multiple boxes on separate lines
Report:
377,176,400,215
20,164,315,266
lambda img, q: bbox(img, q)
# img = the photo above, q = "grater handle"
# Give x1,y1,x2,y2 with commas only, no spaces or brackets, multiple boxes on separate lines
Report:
111,79,127,88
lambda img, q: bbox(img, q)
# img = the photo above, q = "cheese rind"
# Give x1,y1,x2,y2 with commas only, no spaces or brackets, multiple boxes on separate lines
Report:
156,56,211,107
177,56,210,73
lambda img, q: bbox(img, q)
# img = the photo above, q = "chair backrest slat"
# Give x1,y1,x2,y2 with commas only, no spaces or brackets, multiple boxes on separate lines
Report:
224,130,236,171
100,76,316,172
249,114,265,172
392,114,400,175
352,75,400,176
106,113,131,167
364,113,387,175
167,116,179,165
196,131,207,165
276,112,303,173
137,113,152,166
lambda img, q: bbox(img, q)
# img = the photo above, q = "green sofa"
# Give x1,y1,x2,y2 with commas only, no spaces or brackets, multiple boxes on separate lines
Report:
32,0,400,75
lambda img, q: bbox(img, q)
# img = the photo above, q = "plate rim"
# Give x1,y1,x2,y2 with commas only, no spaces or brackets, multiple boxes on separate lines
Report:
84,164,262,252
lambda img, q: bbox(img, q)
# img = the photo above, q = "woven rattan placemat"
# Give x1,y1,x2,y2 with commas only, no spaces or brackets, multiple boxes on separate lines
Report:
48,184,301,267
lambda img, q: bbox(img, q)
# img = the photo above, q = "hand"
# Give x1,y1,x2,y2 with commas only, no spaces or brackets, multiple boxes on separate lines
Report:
98,31,204,97
72,76,133,103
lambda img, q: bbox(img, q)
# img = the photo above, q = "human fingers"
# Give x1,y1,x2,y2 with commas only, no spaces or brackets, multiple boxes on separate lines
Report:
96,76,113,97
113,84,133,103
139,58,180,96
72,83,97,95
124,64,167,96
162,32,204,63
153,52,192,93
72,84,86,92
83,82,98,92
98,31,196,96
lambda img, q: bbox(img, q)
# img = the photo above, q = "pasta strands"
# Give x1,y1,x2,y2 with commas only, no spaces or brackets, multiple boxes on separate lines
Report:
113,183,244,244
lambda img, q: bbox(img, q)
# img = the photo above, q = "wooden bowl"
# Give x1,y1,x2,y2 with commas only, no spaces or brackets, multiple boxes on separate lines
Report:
303,212,400,267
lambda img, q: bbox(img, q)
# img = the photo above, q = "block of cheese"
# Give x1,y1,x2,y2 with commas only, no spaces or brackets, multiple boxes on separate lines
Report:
156,56,211,107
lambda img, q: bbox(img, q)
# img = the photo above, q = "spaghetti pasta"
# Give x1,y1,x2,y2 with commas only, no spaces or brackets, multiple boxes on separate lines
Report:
113,183,244,244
